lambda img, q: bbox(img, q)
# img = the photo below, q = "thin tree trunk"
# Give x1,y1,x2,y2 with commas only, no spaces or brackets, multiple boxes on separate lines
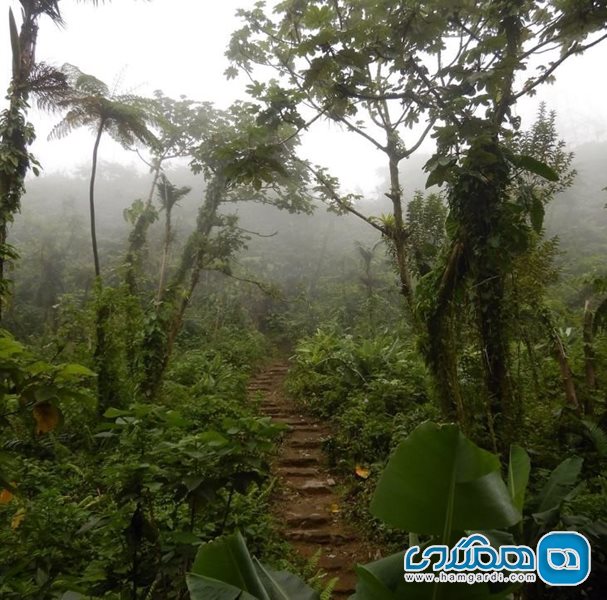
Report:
583,300,597,414
426,241,467,426
156,180,172,302
124,161,162,294
553,334,579,412
387,151,415,316
141,175,225,399
522,332,541,400
90,120,105,278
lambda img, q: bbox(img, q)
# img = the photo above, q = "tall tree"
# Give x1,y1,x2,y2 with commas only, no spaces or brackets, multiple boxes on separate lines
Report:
48,65,157,412
229,0,607,447
49,64,157,278
138,100,324,399
0,1,135,315
155,174,191,302
0,1,68,316
414,0,606,445
123,92,209,293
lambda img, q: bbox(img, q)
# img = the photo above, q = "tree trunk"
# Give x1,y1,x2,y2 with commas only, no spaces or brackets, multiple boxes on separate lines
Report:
541,309,579,413
156,180,173,302
124,161,162,294
0,8,39,318
553,334,579,413
140,175,225,399
452,137,519,449
387,151,415,315
476,267,515,449
89,120,104,279
426,241,467,426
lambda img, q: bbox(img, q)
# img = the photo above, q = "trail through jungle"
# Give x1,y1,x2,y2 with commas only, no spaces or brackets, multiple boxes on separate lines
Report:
247,359,378,598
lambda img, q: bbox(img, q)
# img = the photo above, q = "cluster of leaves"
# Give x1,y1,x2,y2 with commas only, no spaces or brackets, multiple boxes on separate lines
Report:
287,328,429,469
355,422,607,599
182,422,607,599
0,329,286,600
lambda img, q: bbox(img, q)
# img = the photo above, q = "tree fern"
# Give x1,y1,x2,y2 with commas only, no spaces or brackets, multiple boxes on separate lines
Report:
49,63,158,277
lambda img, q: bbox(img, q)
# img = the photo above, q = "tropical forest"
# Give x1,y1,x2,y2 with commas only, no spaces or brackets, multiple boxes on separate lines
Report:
1,1,607,599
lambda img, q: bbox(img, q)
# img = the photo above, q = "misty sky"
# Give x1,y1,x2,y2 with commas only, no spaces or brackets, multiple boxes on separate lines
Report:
2,0,607,196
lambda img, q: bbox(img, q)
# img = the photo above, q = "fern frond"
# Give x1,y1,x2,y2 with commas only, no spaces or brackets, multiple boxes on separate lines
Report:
27,62,69,112
61,63,109,96
320,577,338,600
47,107,92,140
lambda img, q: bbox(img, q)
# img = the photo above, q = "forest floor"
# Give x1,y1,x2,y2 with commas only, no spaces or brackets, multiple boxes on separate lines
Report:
247,359,379,598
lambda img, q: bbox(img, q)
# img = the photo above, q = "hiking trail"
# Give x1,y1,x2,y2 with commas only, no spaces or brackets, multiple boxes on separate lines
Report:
248,359,378,598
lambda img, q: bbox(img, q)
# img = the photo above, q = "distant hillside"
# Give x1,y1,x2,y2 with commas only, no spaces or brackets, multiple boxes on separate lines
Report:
546,140,607,274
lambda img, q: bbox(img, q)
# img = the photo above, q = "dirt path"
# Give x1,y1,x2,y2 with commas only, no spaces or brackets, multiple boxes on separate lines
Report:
248,360,377,598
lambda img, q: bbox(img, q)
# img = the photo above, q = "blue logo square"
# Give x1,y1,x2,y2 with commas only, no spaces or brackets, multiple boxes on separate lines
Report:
537,531,591,586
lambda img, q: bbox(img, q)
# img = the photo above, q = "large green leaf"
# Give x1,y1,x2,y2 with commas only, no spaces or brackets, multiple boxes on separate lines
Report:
513,155,559,182
188,532,319,600
253,559,319,600
534,456,583,515
187,574,258,600
353,564,396,600
507,444,531,512
370,423,521,536
189,532,270,600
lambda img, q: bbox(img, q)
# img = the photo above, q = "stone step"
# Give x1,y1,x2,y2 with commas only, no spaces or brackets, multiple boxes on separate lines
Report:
287,438,323,449
278,417,312,425
276,467,320,478
286,529,356,545
285,513,330,528
283,423,323,432
293,480,334,495
278,456,320,468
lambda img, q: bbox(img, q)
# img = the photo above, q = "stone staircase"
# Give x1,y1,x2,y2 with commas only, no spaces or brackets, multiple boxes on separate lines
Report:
248,361,377,598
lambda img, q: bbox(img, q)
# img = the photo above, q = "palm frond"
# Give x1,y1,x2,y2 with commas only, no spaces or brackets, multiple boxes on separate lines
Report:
61,63,109,96
50,65,158,151
27,1,65,26
105,105,158,148
48,108,93,140
27,62,70,111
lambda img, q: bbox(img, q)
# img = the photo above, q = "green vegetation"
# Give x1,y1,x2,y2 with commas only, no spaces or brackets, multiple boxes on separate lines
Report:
1,1,607,599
